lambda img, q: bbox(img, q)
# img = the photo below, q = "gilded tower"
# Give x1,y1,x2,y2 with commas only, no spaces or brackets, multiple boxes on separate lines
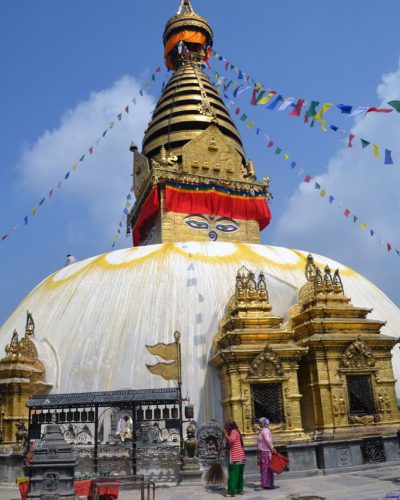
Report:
128,0,272,246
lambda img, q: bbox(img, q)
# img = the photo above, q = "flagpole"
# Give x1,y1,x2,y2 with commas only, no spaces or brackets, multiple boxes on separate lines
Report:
174,331,184,462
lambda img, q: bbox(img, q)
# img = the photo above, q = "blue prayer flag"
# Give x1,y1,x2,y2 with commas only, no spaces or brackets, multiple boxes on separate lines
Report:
266,95,284,110
384,149,394,165
337,104,352,114
329,195,335,204
290,162,297,169
238,71,243,80
330,125,339,132
65,172,70,180
24,216,28,225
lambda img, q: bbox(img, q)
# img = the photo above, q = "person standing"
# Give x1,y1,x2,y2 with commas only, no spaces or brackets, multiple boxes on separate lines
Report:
255,417,274,490
223,420,246,497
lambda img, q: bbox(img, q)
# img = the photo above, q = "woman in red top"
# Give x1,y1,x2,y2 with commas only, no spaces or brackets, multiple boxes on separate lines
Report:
223,420,246,497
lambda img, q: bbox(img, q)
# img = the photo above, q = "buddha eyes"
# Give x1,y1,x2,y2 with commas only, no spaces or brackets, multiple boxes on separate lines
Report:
184,215,240,233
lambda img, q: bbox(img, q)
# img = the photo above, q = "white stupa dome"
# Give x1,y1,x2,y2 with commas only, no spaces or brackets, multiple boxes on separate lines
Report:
1,242,399,422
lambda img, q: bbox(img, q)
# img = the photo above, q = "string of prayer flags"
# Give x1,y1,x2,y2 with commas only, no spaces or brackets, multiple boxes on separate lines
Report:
1,64,166,246
211,49,399,121
215,87,399,259
112,186,135,248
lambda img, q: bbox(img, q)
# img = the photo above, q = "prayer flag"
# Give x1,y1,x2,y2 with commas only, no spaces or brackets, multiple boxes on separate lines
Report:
1,234,8,241
238,70,243,80
353,215,358,223
289,99,305,117
315,182,321,189
329,195,334,203
123,208,129,215
139,89,144,96
233,85,243,98
350,107,368,117
267,140,274,148
348,134,355,147
304,175,311,183
57,181,62,188
118,113,122,121
344,209,350,217
145,81,150,88
32,207,37,216
80,155,85,161
125,105,129,113
39,198,45,206
360,223,367,230
247,120,254,129
109,121,115,128
284,154,289,160
361,139,370,148
127,194,132,200
370,229,375,236
151,74,155,82
24,216,28,225
384,149,394,165
330,125,339,132
388,100,400,113
278,98,295,111
258,91,277,105
65,172,70,180
235,107,240,115
71,163,78,171
251,89,258,105
240,114,247,122
337,104,352,114
156,66,161,72
132,97,137,104
96,138,100,145
291,162,297,169
304,101,320,122
320,189,327,197
387,243,392,252
266,95,284,110
366,107,392,114
373,144,380,158
275,147,282,154
102,130,108,137
256,128,261,135
225,61,229,71
312,102,333,131
396,249,400,256
146,361,179,381
89,146,94,154
49,189,54,198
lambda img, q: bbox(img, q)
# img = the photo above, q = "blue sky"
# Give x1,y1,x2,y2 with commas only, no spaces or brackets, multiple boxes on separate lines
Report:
1,0,400,325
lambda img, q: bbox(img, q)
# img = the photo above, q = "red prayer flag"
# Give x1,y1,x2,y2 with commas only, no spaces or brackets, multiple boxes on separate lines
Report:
1,234,9,241
125,105,129,113
235,107,241,115
366,107,393,114
267,140,274,148
344,209,350,217
348,134,355,147
251,89,258,106
156,66,161,73
289,99,305,117
225,62,229,71
304,175,311,183
89,146,94,154
387,243,392,252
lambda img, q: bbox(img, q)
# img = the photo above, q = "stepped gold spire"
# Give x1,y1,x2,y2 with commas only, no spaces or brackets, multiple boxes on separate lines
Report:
127,1,272,246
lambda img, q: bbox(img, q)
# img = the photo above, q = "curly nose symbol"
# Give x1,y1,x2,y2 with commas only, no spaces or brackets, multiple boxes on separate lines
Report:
208,231,218,241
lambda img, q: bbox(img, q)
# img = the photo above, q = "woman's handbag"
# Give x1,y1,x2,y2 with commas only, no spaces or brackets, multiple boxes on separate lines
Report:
269,449,289,474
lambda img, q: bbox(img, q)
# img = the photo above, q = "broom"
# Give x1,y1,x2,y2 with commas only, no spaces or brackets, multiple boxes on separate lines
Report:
205,440,226,484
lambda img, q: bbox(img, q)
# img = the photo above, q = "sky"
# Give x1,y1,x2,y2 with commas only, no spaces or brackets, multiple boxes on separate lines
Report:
1,0,400,325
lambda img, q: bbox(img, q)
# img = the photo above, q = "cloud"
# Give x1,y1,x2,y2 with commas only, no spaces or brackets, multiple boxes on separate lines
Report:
17,76,155,243
273,61,400,305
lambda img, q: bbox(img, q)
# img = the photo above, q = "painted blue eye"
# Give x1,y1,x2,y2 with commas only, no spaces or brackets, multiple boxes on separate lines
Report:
215,223,239,233
184,219,209,230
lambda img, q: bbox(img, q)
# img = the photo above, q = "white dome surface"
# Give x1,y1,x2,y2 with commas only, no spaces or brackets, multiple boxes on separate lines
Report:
1,242,399,421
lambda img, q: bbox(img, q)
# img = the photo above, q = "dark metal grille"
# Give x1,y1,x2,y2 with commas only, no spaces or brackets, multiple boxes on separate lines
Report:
252,384,284,424
347,375,375,416
361,437,386,464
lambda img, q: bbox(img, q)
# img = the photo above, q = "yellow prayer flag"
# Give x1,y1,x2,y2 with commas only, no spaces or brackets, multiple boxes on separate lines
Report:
360,223,367,230
145,81,150,88
109,121,115,129
72,163,78,171
284,154,289,160
233,82,239,89
257,92,276,105
247,120,254,129
32,208,37,216
114,235,119,241
146,342,178,361
320,189,327,198
146,361,179,381
373,144,380,158
312,103,333,131
217,87,222,94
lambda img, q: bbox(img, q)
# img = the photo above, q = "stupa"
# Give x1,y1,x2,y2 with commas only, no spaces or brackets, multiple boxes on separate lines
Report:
1,0,400,477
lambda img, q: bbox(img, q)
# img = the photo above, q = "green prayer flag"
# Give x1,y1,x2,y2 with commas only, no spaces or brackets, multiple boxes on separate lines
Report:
305,100,320,119
240,114,247,122
275,147,282,155
396,249,400,256
353,215,358,223
388,100,400,113
152,74,156,82
361,139,370,148
315,182,321,189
